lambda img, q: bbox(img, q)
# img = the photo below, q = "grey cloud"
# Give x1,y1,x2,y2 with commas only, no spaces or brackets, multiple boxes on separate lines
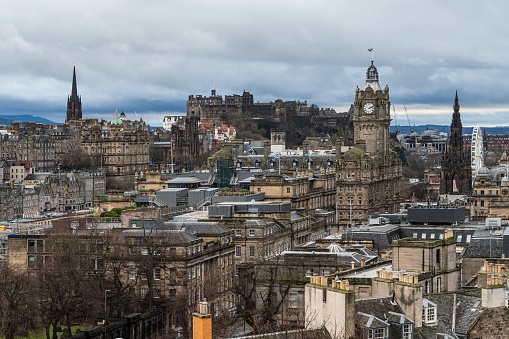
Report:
1,1,509,127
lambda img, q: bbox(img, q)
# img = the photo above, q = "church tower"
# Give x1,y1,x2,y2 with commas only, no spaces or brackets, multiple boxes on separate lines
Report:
66,66,82,122
352,61,391,155
440,92,471,194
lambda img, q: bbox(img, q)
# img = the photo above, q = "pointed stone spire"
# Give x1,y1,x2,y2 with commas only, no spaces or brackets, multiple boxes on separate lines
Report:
72,66,78,98
453,90,460,113
66,66,82,122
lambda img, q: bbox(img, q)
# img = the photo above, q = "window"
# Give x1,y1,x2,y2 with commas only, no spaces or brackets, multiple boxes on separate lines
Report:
141,288,148,298
153,289,160,299
153,268,161,280
286,187,291,194
169,288,176,297
368,328,385,339
412,233,418,239
430,233,435,239
402,323,412,339
457,235,462,243
466,234,472,243
141,248,148,255
421,233,427,239
249,246,255,257
235,246,242,257
128,270,136,280
436,249,441,264
249,229,255,237
321,269,330,276
141,273,147,280
235,229,242,237
289,292,298,308
422,307,437,324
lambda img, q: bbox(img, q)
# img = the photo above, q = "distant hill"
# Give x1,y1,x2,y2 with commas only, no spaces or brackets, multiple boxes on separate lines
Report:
0,115,58,127
391,125,509,135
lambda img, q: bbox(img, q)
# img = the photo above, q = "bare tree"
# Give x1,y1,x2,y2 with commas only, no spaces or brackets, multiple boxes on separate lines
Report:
34,231,102,339
233,257,296,334
0,266,37,339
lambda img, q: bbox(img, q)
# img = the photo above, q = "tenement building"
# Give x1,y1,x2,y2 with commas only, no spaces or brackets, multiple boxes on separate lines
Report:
335,60,402,227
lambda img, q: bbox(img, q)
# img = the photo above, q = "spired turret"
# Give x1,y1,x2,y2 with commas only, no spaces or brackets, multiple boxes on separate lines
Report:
66,66,82,122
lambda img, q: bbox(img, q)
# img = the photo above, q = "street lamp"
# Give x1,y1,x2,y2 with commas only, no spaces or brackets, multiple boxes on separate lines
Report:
104,289,110,338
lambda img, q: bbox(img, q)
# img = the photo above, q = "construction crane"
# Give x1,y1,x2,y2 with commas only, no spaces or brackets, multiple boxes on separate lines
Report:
392,105,400,135
404,106,415,133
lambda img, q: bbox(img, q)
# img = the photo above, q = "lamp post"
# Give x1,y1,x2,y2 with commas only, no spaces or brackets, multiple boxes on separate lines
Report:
104,289,110,338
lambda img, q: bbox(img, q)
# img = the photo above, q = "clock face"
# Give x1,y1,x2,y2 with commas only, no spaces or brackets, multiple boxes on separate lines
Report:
363,102,374,114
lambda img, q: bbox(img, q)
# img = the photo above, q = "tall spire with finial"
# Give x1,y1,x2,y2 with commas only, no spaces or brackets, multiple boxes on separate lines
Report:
66,66,82,122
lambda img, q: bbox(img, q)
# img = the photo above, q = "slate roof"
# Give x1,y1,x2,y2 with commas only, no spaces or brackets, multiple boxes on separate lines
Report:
419,293,483,338
462,237,503,258
120,229,200,245
343,224,401,250
164,221,230,235
355,296,416,338
233,327,331,339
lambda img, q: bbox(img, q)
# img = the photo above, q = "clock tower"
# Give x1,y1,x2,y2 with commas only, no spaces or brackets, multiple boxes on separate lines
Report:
336,58,402,227
352,61,391,155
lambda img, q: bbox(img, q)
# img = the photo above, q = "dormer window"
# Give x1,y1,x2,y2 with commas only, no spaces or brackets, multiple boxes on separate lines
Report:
368,328,386,338
422,298,437,325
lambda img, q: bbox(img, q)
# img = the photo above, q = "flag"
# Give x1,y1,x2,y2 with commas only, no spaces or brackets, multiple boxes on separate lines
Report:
274,155,280,159
368,48,373,52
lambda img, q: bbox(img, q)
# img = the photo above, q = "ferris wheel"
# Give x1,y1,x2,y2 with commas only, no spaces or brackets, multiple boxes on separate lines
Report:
471,126,484,182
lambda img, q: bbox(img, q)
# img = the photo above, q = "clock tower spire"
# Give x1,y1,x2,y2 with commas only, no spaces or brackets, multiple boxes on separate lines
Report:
352,60,391,155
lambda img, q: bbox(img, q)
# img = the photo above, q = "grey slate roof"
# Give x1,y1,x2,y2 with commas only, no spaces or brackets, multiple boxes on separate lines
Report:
164,221,230,235
462,237,503,258
120,229,200,244
355,296,414,338
343,225,401,250
419,293,483,338
233,327,331,339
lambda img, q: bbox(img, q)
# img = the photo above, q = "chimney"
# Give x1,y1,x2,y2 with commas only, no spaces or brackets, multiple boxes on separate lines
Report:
394,278,422,327
192,299,212,339
482,276,506,308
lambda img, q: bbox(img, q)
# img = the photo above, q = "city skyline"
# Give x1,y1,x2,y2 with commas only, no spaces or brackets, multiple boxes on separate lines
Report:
1,1,509,127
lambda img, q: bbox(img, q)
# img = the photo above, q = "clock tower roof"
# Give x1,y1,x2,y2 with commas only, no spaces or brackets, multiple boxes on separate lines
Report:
364,61,381,91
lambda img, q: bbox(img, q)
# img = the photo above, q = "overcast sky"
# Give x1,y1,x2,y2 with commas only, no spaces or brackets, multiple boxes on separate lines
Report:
1,1,508,128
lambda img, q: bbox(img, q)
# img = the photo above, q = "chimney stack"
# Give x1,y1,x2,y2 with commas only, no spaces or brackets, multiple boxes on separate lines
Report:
193,299,212,339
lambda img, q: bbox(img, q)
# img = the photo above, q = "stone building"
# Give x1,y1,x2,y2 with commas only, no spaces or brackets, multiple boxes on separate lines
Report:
469,163,509,220
76,110,151,179
249,170,336,211
441,92,472,194
336,60,402,227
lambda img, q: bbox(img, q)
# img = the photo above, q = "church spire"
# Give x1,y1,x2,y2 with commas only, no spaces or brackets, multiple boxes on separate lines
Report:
72,66,78,98
66,66,82,122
